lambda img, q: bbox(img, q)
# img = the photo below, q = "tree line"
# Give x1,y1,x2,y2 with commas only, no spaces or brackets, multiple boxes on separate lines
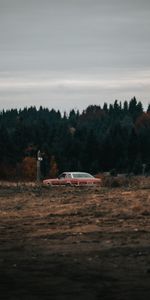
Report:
0,97,150,180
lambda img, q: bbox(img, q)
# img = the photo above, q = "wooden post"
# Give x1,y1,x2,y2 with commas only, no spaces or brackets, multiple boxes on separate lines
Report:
37,150,42,182
142,163,146,176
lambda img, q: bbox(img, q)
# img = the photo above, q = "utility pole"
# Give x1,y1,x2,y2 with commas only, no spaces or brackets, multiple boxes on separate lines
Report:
37,150,43,182
142,163,146,176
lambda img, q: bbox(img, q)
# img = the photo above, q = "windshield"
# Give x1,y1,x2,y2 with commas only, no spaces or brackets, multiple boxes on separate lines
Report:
72,173,94,178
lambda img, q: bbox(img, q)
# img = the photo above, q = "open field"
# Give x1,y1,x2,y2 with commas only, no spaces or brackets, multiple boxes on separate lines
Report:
0,180,150,299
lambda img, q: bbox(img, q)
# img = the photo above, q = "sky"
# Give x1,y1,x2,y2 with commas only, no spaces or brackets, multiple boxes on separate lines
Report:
0,0,150,112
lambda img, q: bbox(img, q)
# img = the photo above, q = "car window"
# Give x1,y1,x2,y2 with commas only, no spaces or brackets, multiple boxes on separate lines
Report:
72,173,93,178
66,174,72,178
58,173,66,179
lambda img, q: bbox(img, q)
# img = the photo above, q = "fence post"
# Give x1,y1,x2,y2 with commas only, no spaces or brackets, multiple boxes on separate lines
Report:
37,150,43,182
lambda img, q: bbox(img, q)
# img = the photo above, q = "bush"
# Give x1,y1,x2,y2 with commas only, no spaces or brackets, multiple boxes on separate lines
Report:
101,174,150,188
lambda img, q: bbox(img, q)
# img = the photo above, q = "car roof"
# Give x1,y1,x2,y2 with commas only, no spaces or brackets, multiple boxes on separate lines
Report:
63,172,90,174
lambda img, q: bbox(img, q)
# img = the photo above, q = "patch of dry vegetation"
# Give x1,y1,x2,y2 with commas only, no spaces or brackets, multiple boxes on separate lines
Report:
101,175,150,189
0,178,150,299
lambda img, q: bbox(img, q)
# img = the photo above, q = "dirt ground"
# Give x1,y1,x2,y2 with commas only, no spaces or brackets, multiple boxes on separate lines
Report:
0,182,150,300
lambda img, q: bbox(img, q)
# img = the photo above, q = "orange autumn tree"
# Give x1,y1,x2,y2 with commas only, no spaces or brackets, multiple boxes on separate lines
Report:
49,156,59,178
21,157,37,180
135,112,150,130
0,162,16,180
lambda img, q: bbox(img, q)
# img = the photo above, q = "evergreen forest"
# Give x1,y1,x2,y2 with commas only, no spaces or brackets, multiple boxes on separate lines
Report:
0,97,150,180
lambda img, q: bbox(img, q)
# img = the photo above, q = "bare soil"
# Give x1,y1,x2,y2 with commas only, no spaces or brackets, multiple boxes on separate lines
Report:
0,183,150,299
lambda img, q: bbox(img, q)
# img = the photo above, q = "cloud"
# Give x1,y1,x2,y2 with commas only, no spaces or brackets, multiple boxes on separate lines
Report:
0,69,150,113
0,70,150,91
0,0,150,111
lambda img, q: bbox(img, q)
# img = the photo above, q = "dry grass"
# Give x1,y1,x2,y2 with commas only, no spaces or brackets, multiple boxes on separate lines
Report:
0,180,150,299
101,175,150,189
0,175,150,189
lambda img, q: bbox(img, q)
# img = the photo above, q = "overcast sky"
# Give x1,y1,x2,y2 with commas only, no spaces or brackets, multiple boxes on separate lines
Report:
0,0,150,112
